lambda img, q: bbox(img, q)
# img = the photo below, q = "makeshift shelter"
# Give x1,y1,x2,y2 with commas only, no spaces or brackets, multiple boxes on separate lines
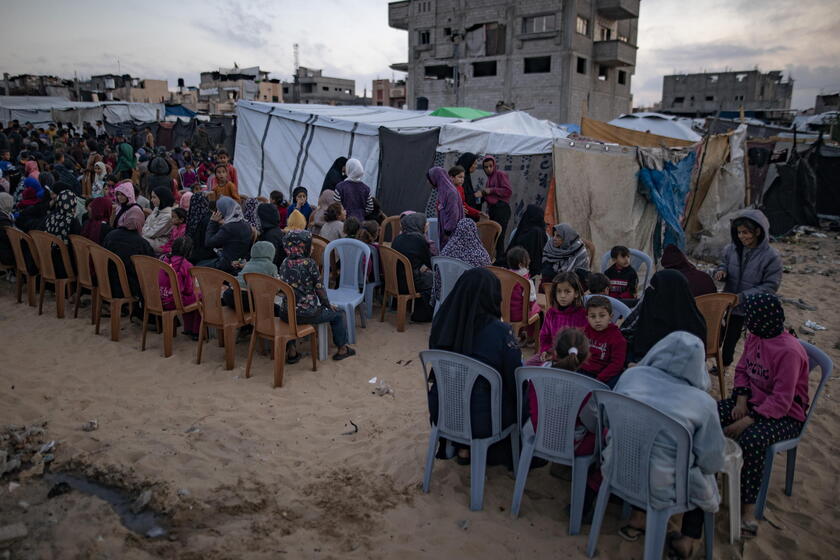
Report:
0,96,164,126
429,107,493,119
761,144,819,236
607,112,702,142
165,105,198,121
581,117,697,148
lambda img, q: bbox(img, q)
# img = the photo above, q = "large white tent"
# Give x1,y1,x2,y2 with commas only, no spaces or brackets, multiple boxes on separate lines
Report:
608,112,702,142
0,96,165,126
437,111,569,155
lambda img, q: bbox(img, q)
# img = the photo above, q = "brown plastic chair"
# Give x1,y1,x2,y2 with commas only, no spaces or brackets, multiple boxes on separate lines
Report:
378,245,420,332
243,273,317,387
30,231,76,318
89,244,137,341
487,265,542,343
68,235,98,323
582,238,596,269
132,255,199,358
191,267,252,370
477,221,502,261
5,227,40,306
696,292,739,397
311,236,327,271
378,216,401,244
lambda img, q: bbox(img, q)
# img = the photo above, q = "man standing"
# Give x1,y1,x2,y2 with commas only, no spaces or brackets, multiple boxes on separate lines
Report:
480,155,512,259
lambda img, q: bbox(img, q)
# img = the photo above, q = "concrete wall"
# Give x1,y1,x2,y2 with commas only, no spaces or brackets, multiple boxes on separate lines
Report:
662,70,793,116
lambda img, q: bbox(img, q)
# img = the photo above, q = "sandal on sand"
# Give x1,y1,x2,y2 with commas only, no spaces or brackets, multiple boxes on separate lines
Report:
332,347,356,361
618,525,645,542
741,520,759,539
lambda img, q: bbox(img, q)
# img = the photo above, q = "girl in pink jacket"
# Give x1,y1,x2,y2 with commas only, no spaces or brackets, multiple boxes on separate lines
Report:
159,236,200,339
537,271,587,360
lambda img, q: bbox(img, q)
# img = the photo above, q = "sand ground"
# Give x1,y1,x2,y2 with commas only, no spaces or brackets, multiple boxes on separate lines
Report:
1,232,839,559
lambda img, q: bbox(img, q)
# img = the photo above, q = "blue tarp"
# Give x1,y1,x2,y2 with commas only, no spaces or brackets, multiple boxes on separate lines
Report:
165,104,197,118
637,151,696,255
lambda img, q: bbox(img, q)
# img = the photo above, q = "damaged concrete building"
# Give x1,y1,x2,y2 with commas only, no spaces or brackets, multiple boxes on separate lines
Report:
388,0,639,124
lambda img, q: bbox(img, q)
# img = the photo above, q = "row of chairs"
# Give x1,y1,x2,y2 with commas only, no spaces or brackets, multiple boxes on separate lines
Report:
420,342,832,559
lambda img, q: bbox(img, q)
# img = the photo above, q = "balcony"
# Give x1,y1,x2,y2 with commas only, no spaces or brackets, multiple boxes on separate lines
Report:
597,0,640,20
592,40,637,67
388,1,410,30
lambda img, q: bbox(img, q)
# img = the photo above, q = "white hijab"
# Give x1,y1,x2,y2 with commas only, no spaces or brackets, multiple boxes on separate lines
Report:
345,158,364,181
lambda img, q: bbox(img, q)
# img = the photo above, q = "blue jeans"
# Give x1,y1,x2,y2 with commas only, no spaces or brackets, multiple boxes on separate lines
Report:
280,307,348,348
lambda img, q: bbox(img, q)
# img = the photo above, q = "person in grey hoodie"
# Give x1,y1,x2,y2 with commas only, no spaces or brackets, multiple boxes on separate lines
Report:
714,209,782,367
608,331,726,558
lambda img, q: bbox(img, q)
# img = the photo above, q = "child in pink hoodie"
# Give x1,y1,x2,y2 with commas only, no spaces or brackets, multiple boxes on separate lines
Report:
718,293,809,535
159,236,200,338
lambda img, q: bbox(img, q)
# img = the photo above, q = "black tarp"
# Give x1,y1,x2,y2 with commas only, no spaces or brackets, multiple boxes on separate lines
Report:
815,141,840,216
377,127,440,215
761,142,819,235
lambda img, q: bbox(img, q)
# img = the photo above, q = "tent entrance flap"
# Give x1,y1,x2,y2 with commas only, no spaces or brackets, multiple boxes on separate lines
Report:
377,127,441,216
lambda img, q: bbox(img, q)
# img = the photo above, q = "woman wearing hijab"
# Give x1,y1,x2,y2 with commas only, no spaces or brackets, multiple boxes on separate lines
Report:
311,189,335,236
391,212,434,322
504,204,548,277
179,191,193,211
15,177,50,232
242,197,262,234
622,269,707,364
201,195,252,273
185,192,216,264
112,181,139,228
455,152,481,211
540,223,589,279
142,186,175,254
0,192,16,266
434,217,492,304
333,158,373,222
661,244,717,297
479,156,512,258
89,161,108,198
81,197,114,245
257,202,286,267
321,156,348,193
718,293,809,538
103,205,154,300
40,189,82,277
428,267,522,465
24,160,40,182
427,167,463,250
114,141,136,175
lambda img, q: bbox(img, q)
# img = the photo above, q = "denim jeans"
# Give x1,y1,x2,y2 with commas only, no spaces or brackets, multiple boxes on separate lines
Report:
280,307,348,348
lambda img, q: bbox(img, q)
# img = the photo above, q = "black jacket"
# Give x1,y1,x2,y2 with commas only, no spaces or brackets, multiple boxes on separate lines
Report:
205,220,251,273
103,227,155,298
257,203,286,267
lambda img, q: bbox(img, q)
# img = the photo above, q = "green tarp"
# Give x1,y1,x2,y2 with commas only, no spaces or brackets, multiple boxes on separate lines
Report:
428,107,493,120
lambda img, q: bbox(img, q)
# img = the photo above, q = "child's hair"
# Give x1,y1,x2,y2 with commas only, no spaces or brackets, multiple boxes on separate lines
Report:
551,328,590,371
343,216,360,238
587,272,610,295
357,220,380,244
171,235,193,259
448,165,465,178
733,217,764,243
586,295,613,316
172,207,188,223
506,245,530,269
550,271,585,308
325,202,343,222
270,190,289,208
611,245,629,259
215,148,229,158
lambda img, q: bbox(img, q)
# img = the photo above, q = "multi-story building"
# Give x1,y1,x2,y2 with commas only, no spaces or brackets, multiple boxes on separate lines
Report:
661,70,794,120
197,66,279,115
815,92,840,114
2,74,74,98
388,0,638,124
372,78,408,108
86,74,169,103
282,67,358,105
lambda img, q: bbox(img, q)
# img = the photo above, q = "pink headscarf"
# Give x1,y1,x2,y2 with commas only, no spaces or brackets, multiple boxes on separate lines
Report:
25,160,40,180
121,206,146,231
114,181,136,204
179,191,193,210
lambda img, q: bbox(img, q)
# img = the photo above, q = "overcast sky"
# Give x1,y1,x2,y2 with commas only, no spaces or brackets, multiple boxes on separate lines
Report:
2,0,838,111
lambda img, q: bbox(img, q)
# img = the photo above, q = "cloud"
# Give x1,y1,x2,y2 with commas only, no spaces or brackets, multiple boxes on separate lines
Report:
650,43,789,68
195,0,274,50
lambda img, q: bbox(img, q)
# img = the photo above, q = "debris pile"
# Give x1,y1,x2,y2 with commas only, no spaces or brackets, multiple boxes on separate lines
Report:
0,422,55,480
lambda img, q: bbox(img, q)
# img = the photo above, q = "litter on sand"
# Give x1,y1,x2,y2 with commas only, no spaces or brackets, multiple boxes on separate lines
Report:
804,320,827,331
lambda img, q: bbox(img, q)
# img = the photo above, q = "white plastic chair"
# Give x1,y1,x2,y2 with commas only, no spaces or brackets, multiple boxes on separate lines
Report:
582,294,632,323
419,349,520,511
322,238,370,345
426,217,440,254
431,256,472,316
510,367,609,535
755,340,833,520
586,391,714,560
599,248,654,288
362,244,381,318
720,438,743,544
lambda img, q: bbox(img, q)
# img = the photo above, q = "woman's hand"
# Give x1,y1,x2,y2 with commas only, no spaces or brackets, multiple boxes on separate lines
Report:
731,396,749,420
211,211,223,223
714,270,726,281
724,416,754,439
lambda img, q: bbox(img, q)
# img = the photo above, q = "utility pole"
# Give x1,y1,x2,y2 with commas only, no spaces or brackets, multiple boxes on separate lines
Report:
293,43,300,103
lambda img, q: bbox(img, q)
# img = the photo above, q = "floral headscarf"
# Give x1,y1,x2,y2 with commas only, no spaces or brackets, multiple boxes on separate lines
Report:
744,293,785,339
242,197,261,232
440,218,491,268
283,229,312,261
186,192,210,237
44,189,78,242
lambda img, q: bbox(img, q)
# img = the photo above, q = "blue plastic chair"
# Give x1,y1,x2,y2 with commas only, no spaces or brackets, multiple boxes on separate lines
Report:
511,367,609,535
582,294,632,323
419,349,520,511
586,391,714,560
427,217,440,254
431,256,472,316
755,340,833,520
322,238,370,345
599,248,654,289
362,244,381,319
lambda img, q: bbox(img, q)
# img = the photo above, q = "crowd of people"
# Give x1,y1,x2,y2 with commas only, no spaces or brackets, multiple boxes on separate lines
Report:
0,120,809,556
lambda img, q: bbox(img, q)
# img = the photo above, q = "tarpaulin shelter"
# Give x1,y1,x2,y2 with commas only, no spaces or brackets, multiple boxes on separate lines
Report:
637,148,697,256
581,117,697,148
0,96,164,126
165,104,198,120
761,143,819,236
607,112,702,142
429,107,493,119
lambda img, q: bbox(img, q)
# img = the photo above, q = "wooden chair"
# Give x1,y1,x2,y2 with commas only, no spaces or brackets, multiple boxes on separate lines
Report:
477,221,502,261
0,227,13,280
243,273,317,387
487,266,541,346
378,215,401,244
5,227,40,306
131,255,199,358
191,267,252,370
311,235,327,271
68,235,98,323
378,245,420,332
30,231,76,318
582,238,596,270
250,226,259,245
88,244,137,341
696,293,739,397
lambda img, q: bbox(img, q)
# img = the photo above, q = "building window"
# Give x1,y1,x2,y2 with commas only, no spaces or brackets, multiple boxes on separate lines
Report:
736,73,748,82
576,16,589,36
272,95,279,102
485,23,506,55
524,56,551,74
424,65,454,79
708,75,719,83
576,57,587,74
599,26,612,41
444,27,451,36
283,87,289,94
419,30,431,45
673,96,685,106
473,60,498,77
618,70,626,85
735,95,744,102
705,95,714,101
598,65,609,81
522,14,555,34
